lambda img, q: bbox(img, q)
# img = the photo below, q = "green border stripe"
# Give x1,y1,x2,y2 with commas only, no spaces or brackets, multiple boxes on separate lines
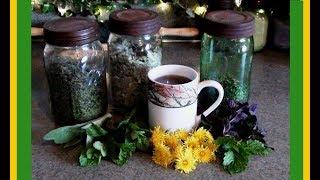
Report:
290,1,303,180
18,0,31,179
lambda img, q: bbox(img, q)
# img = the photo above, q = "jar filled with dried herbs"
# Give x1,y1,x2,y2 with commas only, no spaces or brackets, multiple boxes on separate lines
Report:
43,17,107,125
108,9,162,109
199,10,254,103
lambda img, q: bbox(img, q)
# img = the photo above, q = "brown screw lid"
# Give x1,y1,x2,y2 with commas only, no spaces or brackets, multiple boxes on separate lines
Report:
108,9,161,36
44,17,100,46
202,10,255,39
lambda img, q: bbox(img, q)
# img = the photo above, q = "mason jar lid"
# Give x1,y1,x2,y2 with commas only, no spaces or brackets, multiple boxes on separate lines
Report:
44,17,100,46
108,9,161,36
202,10,255,39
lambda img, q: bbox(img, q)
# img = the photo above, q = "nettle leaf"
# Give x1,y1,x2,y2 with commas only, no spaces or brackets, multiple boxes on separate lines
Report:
112,142,136,166
223,151,234,166
85,123,108,138
79,147,102,167
43,126,84,144
224,150,249,174
93,141,107,157
243,140,271,156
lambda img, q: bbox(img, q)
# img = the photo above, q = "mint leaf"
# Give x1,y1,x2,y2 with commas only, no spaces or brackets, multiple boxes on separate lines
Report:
85,123,108,138
223,151,234,166
93,141,107,157
112,142,136,166
79,147,102,167
43,126,83,144
243,140,271,156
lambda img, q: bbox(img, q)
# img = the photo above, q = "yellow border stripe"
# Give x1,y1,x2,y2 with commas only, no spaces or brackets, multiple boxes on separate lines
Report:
10,0,17,179
303,0,310,180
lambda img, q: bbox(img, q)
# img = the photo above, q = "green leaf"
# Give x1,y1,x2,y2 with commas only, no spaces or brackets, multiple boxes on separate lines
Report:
131,130,149,151
85,123,108,138
117,108,136,129
223,151,234,166
243,140,271,156
112,142,136,166
224,150,249,174
42,3,55,13
79,147,102,167
93,141,107,157
43,126,83,144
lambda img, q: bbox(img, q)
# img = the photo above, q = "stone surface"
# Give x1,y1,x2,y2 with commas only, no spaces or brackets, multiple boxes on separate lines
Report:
32,41,289,179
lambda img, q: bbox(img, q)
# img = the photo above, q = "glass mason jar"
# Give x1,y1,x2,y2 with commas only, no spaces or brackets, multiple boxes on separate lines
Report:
246,0,268,52
200,10,254,103
108,9,162,109
43,17,107,125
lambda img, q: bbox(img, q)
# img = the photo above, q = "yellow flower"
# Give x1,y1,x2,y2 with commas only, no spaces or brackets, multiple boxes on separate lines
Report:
152,144,174,167
151,126,166,146
193,146,214,163
185,136,200,149
174,129,189,141
175,147,197,173
192,127,214,143
164,133,180,149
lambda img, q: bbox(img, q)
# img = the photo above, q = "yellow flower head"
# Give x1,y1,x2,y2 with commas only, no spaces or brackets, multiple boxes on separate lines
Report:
185,136,200,149
192,127,214,143
164,133,180,149
151,126,166,146
152,144,174,167
175,147,197,173
174,129,189,141
193,146,214,163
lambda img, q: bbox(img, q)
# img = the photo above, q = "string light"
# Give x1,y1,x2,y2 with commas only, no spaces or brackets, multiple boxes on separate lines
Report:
194,5,207,16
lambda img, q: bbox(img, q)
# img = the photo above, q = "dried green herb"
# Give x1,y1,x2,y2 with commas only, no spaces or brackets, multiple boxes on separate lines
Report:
220,74,249,103
109,34,162,108
46,52,107,124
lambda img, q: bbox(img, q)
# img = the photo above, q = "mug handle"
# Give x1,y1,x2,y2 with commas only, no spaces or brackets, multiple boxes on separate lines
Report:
195,80,224,126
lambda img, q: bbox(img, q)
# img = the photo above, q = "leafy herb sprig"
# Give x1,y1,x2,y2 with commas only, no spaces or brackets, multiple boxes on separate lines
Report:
216,136,272,174
43,109,150,167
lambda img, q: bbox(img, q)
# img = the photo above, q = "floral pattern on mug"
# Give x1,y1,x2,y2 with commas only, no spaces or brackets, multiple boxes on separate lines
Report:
148,81,198,108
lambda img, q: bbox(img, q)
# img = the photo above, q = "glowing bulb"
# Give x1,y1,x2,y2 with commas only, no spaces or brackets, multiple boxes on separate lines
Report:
234,0,242,8
157,1,171,12
194,5,207,16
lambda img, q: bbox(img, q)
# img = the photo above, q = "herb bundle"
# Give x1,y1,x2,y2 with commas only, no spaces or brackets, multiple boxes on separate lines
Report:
43,109,150,167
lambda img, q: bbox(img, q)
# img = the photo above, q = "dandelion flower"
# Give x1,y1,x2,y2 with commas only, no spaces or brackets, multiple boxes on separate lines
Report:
185,136,200,149
175,147,197,173
151,126,166,146
152,144,174,167
193,146,214,163
193,127,214,143
174,129,189,141
164,134,180,149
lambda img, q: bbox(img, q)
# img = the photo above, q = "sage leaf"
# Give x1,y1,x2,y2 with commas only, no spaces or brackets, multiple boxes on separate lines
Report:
43,126,83,144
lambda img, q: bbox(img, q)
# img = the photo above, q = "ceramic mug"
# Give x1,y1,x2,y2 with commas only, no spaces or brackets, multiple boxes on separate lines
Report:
147,64,224,131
